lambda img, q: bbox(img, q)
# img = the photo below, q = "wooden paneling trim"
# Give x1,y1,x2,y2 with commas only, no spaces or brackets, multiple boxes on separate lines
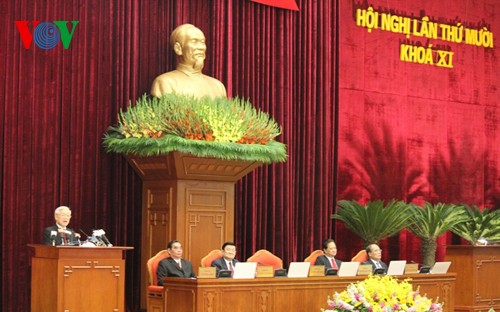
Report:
163,274,456,312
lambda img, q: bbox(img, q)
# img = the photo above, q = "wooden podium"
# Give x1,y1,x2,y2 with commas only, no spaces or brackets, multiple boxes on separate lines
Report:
125,152,261,308
445,245,500,312
29,244,133,312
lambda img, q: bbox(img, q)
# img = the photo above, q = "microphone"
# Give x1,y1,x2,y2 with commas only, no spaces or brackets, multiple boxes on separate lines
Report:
97,237,106,246
58,229,72,235
50,230,57,246
101,234,113,247
79,229,98,247
91,229,112,247
79,228,91,239
57,228,71,245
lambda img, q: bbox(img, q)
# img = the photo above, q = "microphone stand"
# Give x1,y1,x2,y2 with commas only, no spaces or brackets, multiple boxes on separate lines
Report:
50,230,57,246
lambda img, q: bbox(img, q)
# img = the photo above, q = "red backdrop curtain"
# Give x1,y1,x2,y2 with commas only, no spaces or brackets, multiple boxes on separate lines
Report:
337,0,500,262
1,0,498,311
1,1,337,311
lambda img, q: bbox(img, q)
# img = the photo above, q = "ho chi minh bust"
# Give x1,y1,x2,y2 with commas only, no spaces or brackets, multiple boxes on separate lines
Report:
150,24,227,99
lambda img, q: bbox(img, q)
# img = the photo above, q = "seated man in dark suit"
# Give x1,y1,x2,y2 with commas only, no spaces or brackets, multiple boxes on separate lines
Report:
314,238,343,271
42,206,80,246
362,243,388,273
157,240,196,285
211,241,240,276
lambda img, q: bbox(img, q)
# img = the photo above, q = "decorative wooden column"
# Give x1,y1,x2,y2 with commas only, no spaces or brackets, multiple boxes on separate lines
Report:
126,152,261,308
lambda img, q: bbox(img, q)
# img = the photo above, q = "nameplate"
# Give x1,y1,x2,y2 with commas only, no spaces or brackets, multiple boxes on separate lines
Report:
309,265,325,277
404,263,419,274
256,266,274,277
197,267,216,279
357,264,372,276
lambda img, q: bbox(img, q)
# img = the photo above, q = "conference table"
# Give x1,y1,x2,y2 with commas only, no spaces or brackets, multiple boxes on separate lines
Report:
163,273,456,312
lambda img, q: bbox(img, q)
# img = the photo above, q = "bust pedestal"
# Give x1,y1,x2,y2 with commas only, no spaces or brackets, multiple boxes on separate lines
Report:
126,152,261,308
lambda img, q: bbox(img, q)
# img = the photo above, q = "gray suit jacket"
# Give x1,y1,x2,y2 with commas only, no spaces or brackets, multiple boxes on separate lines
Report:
362,259,388,273
314,255,343,271
211,257,240,275
157,258,195,285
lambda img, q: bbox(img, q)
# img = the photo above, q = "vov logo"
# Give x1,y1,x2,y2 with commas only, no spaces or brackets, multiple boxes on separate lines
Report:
15,21,79,50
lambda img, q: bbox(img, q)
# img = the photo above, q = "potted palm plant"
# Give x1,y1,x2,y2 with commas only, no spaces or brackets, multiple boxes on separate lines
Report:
332,199,412,246
450,205,500,245
408,202,469,267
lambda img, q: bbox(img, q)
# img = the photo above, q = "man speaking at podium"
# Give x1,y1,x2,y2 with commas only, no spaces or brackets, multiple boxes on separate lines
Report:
42,206,80,246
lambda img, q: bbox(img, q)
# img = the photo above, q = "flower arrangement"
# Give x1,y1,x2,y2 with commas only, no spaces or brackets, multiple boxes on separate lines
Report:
322,275,442,312
103,93,287,163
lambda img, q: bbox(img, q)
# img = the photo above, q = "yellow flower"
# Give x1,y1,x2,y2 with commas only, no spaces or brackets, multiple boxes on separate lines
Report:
323,275,442,312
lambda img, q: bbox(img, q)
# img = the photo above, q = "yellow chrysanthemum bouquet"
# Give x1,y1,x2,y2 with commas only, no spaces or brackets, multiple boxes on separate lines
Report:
322,275,442,312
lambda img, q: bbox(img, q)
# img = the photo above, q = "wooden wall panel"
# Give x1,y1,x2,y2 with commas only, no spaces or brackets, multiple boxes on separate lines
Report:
164,274,456,312
446,245,500,312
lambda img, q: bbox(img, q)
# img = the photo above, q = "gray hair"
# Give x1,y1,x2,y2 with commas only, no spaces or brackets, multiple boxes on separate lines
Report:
55,206,71,216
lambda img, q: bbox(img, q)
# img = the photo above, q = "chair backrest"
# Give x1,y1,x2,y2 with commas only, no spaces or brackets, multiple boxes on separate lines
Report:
200,249,223,267
247,249,283,270
147,250,171,286
351,249,368,262
304,250,325,265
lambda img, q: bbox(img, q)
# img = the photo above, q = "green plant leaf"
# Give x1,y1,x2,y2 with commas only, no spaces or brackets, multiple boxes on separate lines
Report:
408,203,469,240
103,93,287,163
408,202,469,266
450,205,500,244
332,199,412,246
103,134,287,163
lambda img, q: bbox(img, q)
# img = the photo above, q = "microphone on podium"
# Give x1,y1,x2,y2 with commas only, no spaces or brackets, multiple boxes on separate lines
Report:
58,229,72,235
101,234,113,247
57,228,71,245
410,260,431,273
79,228,99,247
91,229,113,247
79,228,91,240
50,230,57,246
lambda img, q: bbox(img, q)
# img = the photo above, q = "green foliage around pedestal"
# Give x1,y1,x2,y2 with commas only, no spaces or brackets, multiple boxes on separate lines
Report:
103,94,287,163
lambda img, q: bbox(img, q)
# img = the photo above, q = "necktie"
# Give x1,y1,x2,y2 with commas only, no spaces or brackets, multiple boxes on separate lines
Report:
228,262,234,276
62,232,67,245
375,261,381,269
178,260,182,268
331,259,338,269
